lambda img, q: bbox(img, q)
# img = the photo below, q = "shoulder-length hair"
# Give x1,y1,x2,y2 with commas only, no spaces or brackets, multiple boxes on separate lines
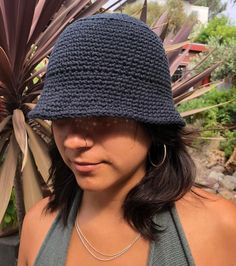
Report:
45,123,196,241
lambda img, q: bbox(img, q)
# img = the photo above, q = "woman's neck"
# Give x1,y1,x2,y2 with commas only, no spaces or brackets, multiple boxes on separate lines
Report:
79,188,126,222
78,168,145,221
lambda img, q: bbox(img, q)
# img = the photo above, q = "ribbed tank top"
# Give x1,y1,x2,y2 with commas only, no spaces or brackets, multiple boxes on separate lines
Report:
34,193,195,266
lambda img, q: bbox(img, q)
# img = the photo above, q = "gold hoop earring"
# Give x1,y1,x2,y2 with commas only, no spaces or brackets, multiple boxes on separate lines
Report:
148,144,167,168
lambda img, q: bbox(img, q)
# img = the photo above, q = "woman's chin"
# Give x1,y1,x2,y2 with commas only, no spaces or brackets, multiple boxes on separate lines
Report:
75,175,111,192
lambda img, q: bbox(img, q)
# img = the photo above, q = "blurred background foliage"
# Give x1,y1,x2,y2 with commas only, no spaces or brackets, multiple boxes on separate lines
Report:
195,16,236,43
193,37,236,85
177,88,236,158
122,0,197,33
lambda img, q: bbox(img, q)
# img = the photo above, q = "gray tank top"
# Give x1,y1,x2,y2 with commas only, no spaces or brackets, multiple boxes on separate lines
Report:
34,193,195,266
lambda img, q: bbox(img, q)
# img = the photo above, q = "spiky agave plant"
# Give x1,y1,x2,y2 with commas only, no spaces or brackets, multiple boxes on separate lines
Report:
0,0,125,234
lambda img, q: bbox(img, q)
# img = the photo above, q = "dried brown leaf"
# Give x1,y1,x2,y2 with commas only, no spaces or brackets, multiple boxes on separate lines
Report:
34,0,91,51
166,22,193,65
0,134,19,224
102,0,125,12
14,0,37,77
24,65,47,85
25,124,51,184
140,0,147,23
22,148,43,212
180,100,234,117
176,82,222,105
12,109,28,171
77,0,108,18
24,0,90,72
0,46,13,87
0,8,8,52
0,115,11,133
151,10,168,35
23,103,36,110
0,0,17,64
0,130,10,153
35,119,51,137
28,0,64,46
172,63,220,98
169,47,190,76
165,41,189,53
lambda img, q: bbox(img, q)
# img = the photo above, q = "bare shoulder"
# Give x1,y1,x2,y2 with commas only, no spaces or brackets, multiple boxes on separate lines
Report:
24,196,56,224
178,188,236,219
21,196,58,237
18,197,58,266
176,188,236,264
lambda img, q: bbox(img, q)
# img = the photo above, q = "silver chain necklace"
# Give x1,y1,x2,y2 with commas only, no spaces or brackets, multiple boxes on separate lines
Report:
75,219,141,261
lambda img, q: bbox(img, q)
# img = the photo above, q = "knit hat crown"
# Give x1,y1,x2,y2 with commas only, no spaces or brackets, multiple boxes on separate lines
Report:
28,13,185,126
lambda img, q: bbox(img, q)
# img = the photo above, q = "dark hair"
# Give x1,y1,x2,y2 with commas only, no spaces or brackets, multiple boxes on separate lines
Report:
45,124,196,241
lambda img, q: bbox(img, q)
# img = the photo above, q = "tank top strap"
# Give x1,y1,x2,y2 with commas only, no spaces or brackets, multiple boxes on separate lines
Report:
148,205,195,266
33,192,80,266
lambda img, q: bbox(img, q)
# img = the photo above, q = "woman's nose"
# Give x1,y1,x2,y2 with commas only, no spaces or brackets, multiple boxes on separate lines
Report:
64,133,93,149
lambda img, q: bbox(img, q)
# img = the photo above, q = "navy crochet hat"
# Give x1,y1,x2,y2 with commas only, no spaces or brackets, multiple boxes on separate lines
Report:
28,13,185,126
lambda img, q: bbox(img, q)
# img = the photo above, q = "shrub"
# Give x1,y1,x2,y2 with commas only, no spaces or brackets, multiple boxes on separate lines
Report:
178,88,236,158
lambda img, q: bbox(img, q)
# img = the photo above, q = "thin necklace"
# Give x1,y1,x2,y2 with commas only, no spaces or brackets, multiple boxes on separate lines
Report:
75,219,141,261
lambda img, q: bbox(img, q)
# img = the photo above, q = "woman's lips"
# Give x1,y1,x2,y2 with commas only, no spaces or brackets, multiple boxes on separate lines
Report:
72,161,102,172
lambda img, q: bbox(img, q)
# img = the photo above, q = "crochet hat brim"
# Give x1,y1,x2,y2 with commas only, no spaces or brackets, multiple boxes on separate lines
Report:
28,71,185,126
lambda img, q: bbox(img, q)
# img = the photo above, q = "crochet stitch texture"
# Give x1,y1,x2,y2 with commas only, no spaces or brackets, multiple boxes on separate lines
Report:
28,13,185,126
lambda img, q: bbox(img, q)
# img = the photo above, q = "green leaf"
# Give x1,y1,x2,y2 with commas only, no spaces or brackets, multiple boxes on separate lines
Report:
4,214,11,224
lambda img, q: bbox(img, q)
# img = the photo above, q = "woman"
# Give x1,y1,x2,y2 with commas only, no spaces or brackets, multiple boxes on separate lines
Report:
18,13,236,266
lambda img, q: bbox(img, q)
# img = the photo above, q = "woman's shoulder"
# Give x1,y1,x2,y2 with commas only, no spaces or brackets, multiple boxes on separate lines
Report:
178,187,236,221
176,188,236,235
22,196,59,236
176,188,236,264
24,196,57,222
18,197,59,266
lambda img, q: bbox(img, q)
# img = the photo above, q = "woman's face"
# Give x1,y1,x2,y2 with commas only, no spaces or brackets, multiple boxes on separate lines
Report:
52,117,151,193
